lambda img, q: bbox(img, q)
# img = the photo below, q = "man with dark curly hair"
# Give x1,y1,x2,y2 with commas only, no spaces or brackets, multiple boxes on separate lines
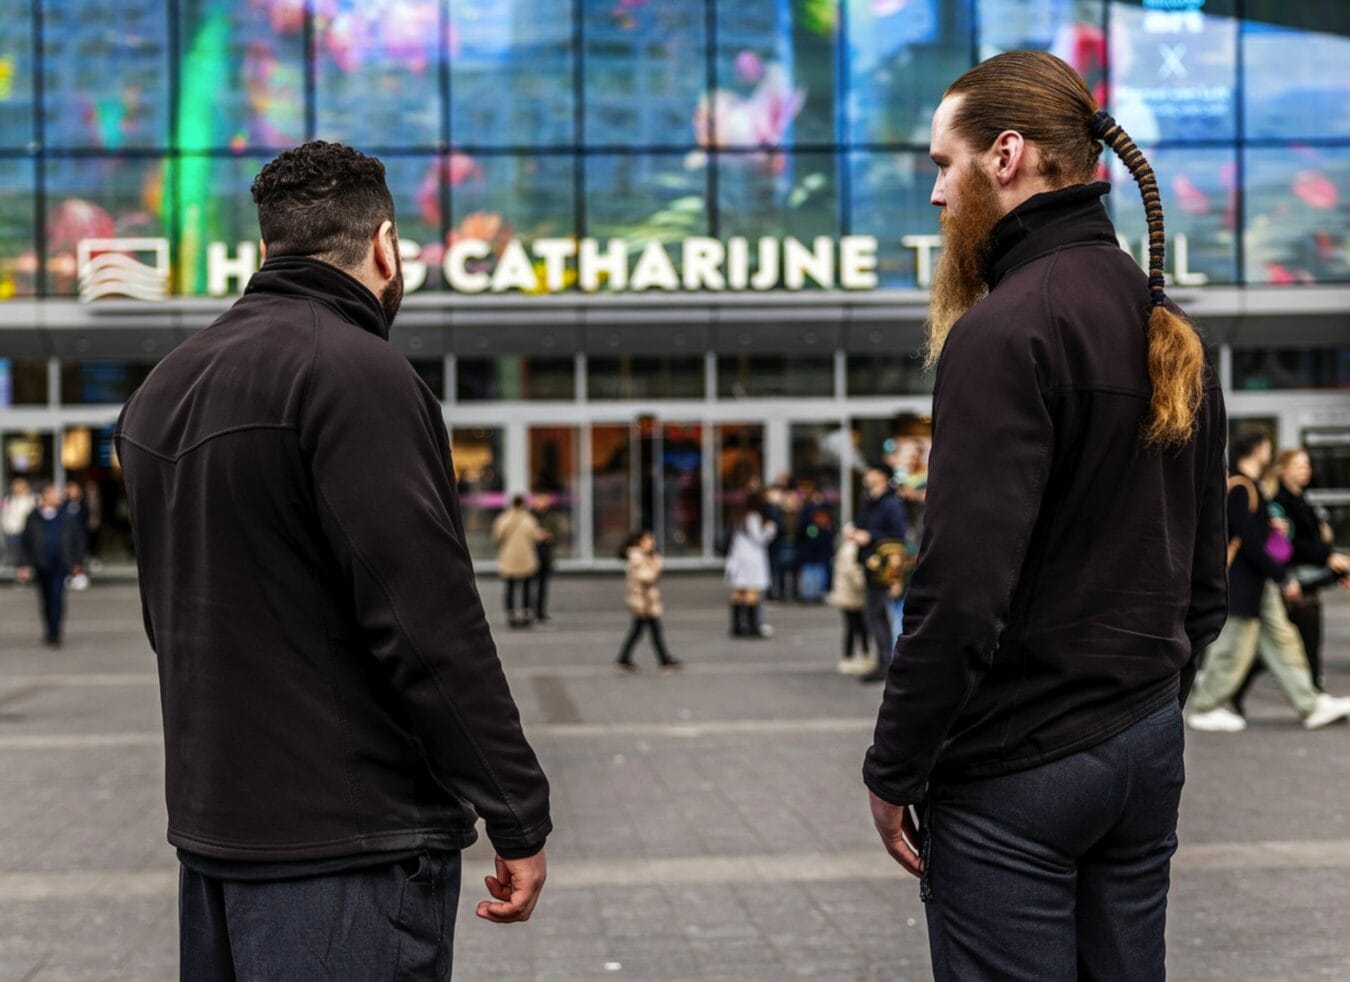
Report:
117,141,550,979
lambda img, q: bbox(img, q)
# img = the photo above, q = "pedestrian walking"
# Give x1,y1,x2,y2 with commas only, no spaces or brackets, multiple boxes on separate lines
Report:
116,141,550,980
2,476,36,571
16,481,85,646
1186,430,1350,732
863,51,1231,980
765,476,798,602
851,464,907,683
493,494,542,628
614,530,680,672
827,526,872,676
725,488,777,638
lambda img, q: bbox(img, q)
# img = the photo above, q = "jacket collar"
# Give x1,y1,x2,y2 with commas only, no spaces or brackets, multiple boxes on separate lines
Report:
985,181,1118,289
245,256,389,340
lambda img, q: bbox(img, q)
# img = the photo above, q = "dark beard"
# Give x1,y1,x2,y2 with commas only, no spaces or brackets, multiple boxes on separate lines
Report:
380,235,404,327
924,165,1003,371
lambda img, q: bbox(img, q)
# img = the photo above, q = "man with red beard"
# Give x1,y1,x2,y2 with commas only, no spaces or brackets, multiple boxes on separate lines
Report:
863,52,1228,979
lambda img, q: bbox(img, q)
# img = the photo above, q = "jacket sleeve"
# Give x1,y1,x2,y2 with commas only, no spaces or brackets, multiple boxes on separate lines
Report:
301,333,550,859
863,314,1053,807
1179,385,1229,704
19,512,37,567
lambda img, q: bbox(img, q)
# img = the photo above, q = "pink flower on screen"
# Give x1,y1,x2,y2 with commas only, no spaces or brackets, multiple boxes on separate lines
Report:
1291,171,1337,211
735,50,764,85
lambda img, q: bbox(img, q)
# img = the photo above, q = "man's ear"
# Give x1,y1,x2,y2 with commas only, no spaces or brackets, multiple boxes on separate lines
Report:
259,239,268,262
990,129,1027,188
373,221,397,279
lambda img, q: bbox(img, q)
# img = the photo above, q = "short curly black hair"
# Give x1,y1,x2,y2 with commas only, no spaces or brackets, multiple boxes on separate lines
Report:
250,141,396,268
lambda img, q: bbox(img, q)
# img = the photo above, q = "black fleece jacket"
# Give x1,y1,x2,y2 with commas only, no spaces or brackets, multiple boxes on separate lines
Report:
116,257,550,862
864,183,1229,807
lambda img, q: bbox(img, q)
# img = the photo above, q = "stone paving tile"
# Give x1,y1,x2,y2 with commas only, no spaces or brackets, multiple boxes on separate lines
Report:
2,577,1350,979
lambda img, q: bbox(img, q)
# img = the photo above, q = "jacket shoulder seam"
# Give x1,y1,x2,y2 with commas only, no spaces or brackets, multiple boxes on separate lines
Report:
118,424,298,463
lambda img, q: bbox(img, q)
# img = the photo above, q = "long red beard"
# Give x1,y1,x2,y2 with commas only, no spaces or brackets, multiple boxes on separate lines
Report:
924,166,1004,371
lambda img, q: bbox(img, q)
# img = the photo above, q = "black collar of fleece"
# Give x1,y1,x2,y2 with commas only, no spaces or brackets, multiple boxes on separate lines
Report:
985,180,1118,289
245,255,389,341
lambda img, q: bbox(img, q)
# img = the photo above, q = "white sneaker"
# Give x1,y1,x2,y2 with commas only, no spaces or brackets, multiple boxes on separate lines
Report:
1302,694,1350,730
1187,706,1247,733
758,623,774,638
836,658,856,675
852,655,879,678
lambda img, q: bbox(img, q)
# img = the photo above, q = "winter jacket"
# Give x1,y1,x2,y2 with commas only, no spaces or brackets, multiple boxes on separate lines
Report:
493,507,541,578
625,548,663,618
20,506,85,573
828,539,866,611
115,256,551,863
864,182,1228,807
725,511,775,591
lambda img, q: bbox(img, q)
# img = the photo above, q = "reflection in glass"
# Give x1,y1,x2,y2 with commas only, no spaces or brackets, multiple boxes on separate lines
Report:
448,154,575,289
457,357,575,402
591,423,633,560
1244,21,1350,140
450,426,504,561
0,0,34,147
528,425,578,559
0,360,47,406
846,0,972,144
849,151,940,288
41,0,169,148
660,421,703,557
585,154,708,246
61,361,156,405
583,0,705,147
1244,147,1350,286
314,0,444,146
790,422,843,508
450,0,575,146
847,352,934,397
714,423,763,539
718,355,833,399
1108,0,1237,143
1232,349,1350,392
978,0,1105,105
0,159,36,298
587,356,705,401
177,0,306,150
718,152,838,258
3,431,55,482
43,157,172,298
713,0,831,147
1107,148,1237,287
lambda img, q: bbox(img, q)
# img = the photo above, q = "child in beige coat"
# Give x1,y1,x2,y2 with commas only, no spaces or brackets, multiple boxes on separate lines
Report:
616,530,680,672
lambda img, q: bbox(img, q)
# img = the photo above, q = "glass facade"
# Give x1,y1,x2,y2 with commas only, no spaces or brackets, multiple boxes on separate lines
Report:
0,1,1345,301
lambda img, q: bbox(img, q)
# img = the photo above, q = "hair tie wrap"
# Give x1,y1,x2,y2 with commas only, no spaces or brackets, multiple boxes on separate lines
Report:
1089,110,1116,140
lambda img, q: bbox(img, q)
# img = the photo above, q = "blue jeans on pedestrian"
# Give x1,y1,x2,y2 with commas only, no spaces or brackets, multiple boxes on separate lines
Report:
923,699,1185,982
180,851,461,981
798,562,828,602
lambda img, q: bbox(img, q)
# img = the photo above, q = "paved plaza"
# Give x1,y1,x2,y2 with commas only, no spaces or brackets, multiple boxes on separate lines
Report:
1,572,1349,980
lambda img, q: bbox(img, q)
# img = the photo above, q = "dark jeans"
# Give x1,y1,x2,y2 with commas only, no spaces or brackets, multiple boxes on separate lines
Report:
841,609,869,658
34,568,67,642
504,577,533,622
180,852,461,981
924,701,1185,982
862,585,894,673
534,566,552,619
617,616,673,665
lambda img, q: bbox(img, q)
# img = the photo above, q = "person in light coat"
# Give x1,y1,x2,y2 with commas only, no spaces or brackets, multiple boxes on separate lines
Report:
493,494,542,628
615,530,680,671
827,524,873,675
725,489,777,639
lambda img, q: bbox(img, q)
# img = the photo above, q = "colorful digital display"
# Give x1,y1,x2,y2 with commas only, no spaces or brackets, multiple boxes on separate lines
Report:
0,0,1345,302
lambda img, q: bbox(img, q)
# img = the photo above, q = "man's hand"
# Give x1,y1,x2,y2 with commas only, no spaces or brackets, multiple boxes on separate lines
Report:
1328,552,1350,576
475,849,547,924
15,566,32,585
1282,579,1303,602
869,790,923,879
